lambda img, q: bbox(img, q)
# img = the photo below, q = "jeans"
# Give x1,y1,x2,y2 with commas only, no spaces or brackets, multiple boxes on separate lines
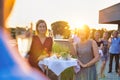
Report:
109,53,119,72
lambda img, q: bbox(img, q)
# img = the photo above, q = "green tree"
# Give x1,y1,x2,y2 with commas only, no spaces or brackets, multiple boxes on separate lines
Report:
51,21,71,39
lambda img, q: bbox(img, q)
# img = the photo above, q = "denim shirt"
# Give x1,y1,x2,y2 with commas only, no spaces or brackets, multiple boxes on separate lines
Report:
109,37,120,54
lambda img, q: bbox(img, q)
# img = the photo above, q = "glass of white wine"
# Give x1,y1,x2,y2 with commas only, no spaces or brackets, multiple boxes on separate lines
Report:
16,27,32,58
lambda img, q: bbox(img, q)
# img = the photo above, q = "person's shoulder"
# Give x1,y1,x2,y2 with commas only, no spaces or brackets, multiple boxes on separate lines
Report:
32,35,38,40
33,35,37,38
47,36,52,39
89,39,94,42
100,38,103,41
89,39,97,44
46,37,53,40
118,37,120,39
118,37,120,41
99,38,103,42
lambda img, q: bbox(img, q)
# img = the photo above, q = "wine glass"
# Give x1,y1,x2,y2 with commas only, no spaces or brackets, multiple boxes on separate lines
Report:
16,27,32,58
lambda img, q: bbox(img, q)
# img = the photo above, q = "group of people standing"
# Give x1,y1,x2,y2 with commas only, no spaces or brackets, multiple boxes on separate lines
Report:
94,30,120,78
27,21,120,80
93,31,110,78
70,25,120,80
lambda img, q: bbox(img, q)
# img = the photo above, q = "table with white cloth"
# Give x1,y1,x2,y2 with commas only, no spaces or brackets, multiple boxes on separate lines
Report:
38,56,80,80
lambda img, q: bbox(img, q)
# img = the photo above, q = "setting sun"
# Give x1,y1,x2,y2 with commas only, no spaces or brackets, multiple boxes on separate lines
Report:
69,20,86,30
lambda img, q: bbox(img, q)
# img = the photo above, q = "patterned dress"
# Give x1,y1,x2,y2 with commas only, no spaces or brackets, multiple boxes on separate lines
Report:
101,40,109,61
75,40,97,80
28,35,53,70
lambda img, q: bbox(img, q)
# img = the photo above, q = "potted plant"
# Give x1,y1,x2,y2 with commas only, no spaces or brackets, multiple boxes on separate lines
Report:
52,42,74,80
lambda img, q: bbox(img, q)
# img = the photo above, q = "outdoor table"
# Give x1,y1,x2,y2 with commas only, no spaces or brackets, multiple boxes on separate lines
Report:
38,56,80,80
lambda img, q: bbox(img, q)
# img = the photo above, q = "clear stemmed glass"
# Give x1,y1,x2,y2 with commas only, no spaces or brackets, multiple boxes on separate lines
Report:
16,27,32,58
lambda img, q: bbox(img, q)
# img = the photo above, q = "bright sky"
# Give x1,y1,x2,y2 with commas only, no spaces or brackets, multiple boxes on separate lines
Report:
7,0,120,30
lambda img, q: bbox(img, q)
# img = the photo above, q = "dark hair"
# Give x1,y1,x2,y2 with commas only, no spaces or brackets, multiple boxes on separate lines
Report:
112,30,119,36
36,19,47,34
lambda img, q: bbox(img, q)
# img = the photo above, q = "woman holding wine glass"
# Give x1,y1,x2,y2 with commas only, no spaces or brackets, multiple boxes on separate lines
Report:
28,19,53,71
70,25,100,80
0,0,50,80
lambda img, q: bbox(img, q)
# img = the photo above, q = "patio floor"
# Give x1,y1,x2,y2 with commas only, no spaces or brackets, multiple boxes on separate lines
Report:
97,58,120,80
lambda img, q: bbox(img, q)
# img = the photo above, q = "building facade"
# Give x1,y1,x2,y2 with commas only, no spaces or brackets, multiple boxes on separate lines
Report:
99,3,120,31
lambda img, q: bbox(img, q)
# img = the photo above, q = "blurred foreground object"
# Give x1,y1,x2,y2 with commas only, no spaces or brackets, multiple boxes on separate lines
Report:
16,27,33,57
0,31,49,80
0,0,49,79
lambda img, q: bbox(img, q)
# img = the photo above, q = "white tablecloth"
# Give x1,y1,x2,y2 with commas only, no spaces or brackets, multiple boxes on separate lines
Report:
38,56,80,76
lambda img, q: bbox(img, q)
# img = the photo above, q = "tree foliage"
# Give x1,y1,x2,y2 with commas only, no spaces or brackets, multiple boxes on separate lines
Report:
51,21,71,39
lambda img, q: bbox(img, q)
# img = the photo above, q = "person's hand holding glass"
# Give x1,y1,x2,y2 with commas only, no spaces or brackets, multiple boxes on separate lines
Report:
16,27,32,58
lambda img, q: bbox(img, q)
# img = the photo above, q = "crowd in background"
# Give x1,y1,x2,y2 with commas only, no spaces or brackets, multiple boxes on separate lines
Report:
72,27,120,79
